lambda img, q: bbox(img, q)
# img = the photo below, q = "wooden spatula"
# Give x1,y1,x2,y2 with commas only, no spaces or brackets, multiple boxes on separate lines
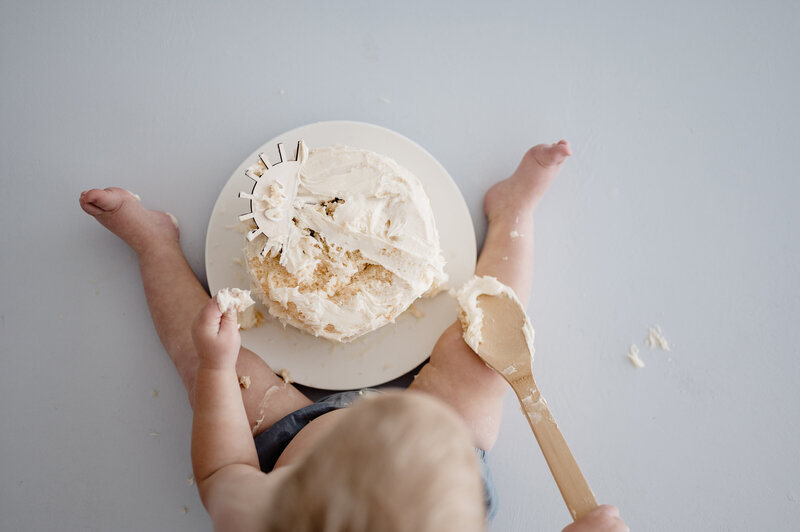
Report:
457,279,598,521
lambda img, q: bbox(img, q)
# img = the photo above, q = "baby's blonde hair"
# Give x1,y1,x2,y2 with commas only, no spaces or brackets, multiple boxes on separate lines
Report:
266,391,486,532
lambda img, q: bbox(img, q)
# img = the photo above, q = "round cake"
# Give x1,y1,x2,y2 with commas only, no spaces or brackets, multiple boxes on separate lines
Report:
242,144,448,343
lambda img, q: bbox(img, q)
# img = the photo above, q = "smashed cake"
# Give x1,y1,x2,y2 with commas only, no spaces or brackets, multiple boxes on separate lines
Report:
240,143,447,342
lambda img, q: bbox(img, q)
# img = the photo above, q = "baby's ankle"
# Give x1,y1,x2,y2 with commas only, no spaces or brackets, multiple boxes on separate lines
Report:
135,235,182,261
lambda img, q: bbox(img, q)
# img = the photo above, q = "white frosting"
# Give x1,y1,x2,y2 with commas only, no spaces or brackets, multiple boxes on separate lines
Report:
251,384,283,434
452,275,534,360
124,189,141,202
245,145,447,342
521,393,547,423
166,212,179,229
216,288,255,314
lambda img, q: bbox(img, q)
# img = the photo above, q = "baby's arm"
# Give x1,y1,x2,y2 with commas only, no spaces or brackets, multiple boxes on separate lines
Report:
190,298,260,506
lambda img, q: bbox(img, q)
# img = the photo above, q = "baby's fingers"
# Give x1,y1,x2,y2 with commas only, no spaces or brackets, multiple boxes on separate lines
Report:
219,305,239,336
561,505,628,532
193,298,224,338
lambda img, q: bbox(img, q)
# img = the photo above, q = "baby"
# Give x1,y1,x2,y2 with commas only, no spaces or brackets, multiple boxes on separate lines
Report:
79,141,628,531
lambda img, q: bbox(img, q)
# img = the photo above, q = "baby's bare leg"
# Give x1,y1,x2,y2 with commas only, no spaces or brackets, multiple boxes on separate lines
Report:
79,188,311,434
410,141,571,451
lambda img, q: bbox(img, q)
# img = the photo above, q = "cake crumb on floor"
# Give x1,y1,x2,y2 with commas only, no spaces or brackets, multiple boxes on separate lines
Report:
239,375,251,389
645,325,671,351
627,344,645,368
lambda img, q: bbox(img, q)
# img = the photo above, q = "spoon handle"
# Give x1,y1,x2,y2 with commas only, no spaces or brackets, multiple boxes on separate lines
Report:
512,377,598,521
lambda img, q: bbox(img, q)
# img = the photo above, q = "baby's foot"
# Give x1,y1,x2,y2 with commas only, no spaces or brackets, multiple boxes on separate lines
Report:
484,140,571,222
79,187,179,255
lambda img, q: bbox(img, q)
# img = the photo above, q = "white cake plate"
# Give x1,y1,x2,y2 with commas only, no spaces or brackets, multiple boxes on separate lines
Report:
205,121,476,390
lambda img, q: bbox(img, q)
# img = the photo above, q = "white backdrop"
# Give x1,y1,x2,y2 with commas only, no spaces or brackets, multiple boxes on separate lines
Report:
1,1,798,530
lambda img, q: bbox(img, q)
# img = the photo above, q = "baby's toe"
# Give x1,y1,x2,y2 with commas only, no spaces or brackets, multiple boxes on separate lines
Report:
530,140,572,168
83,187,129,214
79,189,108,216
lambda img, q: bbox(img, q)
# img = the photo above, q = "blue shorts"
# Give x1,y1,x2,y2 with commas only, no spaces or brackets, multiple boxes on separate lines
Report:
254,389,498,521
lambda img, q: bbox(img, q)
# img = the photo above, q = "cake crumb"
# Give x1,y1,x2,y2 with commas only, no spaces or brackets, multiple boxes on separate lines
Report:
151,389,158,398
509,230,521,238
407,304,424,319
279,89,286,95
378,96,392,104
238,307,264,330
239,375,251,389
627,344,644,368
187,475,195,486
278,368,292,384
150,432,160,437
644,325,671,351
182,506,189,515
232,257,243,266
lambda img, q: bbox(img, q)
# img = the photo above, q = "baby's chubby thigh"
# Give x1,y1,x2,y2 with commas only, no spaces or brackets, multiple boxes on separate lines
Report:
410,321,508,451
272,408,351,469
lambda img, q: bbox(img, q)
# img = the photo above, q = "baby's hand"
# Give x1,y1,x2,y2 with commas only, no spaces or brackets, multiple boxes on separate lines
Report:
561,505,628,532
191,297,241,370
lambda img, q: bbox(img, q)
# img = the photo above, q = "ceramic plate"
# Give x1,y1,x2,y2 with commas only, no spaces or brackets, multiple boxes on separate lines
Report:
205,121,476,390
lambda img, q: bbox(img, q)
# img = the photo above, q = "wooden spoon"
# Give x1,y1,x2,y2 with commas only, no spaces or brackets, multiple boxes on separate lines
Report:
457,280,598,521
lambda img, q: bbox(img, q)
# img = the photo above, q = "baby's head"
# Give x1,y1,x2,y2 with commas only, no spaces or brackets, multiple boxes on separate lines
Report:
267,391,486,532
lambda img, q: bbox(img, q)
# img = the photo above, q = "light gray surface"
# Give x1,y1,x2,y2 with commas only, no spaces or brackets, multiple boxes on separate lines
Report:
1,1,798,530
